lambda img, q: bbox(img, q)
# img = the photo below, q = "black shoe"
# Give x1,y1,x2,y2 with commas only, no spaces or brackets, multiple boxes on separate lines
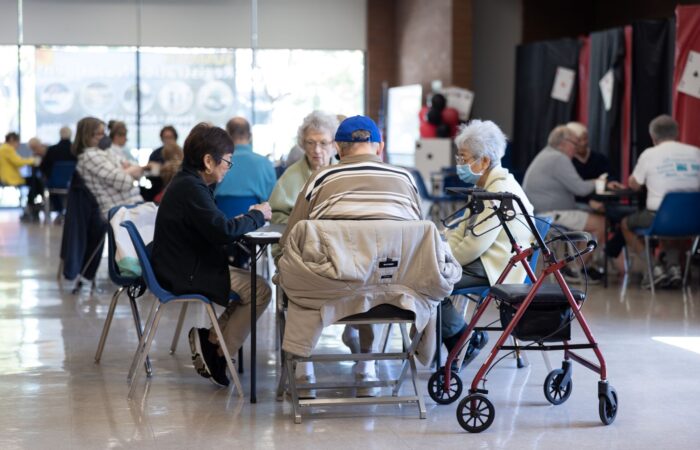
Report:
580,266,603,285
188,327,229,387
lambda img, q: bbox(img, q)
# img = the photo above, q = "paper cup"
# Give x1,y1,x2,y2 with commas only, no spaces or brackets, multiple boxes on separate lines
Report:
595,179,606,194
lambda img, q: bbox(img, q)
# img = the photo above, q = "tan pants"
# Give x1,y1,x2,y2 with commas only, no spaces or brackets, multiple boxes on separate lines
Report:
210,267,272,354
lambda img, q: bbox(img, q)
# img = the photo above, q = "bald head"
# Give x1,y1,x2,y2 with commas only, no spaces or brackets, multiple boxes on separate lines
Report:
225,117,251,145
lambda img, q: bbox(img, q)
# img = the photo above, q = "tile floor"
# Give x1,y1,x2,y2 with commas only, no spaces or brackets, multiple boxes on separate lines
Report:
1,210,699,449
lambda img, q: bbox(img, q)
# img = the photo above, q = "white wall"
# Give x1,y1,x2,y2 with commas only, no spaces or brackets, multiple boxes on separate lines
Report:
472,0,522,136
13,0,366,49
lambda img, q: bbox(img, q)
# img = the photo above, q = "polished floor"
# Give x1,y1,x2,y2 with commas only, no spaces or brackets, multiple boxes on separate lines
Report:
1,209,699,449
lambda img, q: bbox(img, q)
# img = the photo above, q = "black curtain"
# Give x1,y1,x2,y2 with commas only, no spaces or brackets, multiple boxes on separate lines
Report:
631,18,675,166
587,28,625,180
512,38,580,175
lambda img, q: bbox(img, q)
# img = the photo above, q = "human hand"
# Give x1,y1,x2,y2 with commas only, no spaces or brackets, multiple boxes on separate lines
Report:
250,202,272,220
606,180,625,190
125,164,143,178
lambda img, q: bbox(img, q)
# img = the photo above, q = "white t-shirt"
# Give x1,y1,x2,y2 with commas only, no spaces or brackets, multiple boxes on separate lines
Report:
631,140,700,210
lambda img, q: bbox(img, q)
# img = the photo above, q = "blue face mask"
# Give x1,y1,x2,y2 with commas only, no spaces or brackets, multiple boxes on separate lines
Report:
456,162,483,185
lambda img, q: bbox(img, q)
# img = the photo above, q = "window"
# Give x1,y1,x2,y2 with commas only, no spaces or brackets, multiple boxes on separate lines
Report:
0,45,19,139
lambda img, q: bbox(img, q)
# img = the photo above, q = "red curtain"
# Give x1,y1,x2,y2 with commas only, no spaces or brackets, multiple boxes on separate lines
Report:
673,5,700,147
576,35,590,124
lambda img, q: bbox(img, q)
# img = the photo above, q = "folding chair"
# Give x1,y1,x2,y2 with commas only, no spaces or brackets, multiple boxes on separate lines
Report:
626,192,700,294
277,304,427,424
120,221,243,399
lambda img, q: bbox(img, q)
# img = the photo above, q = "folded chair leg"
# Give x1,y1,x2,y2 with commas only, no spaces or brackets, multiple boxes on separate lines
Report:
128,304,162,399
169,303,189,354
408,346,427,419
380,323,392,352
206,304,243,397
128,298,157,382
94,287,124,363
129,294,152,377
276,350,287,401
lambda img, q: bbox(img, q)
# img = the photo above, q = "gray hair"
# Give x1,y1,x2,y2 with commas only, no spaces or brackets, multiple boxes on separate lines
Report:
649,114,678,143
296,110,339,148
566,121,587,137
337,130,381,155
59,126,72,140
454,119,507,168
547,125,576,150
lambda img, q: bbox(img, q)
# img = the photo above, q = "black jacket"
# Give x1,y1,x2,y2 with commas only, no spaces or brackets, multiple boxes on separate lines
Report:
40,139,76,178
151,166,265,306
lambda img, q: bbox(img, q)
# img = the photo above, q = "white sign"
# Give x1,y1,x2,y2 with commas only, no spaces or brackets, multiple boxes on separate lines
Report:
678,50,700,100
386,84,423,161
551,67,575,103
599,69,614,111
443,86,474,121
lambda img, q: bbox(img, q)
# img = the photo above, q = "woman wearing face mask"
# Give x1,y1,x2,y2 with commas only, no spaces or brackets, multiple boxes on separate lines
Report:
441,119,535,367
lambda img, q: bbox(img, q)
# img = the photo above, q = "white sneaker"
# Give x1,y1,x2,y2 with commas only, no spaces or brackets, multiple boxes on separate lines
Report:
664,265,682,288
294,374,317,400
355,372,380,397
642,264,667,289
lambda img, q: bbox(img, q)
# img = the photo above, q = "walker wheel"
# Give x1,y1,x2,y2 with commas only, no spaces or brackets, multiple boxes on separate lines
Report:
428,368,462,405
456,393,495,433
599,387,618,425
543,369,573,405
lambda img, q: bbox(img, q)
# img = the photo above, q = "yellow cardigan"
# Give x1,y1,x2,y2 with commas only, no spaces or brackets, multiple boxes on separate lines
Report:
0,143,35,186
446,165,535,285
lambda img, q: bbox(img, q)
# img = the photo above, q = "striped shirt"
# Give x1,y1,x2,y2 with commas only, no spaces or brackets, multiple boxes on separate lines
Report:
280,153,422,249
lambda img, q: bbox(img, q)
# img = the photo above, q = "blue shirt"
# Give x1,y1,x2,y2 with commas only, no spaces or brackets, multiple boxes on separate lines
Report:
214,144,276,202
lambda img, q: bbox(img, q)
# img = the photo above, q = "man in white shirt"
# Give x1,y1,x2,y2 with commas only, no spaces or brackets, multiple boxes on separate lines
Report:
622,115,700,287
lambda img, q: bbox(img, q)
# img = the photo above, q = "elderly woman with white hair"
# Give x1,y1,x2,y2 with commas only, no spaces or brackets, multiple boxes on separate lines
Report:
441,119,535,366
269,111,339,226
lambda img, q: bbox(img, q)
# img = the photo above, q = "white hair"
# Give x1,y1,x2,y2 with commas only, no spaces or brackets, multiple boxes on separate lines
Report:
296,111,339,147
454,119,507,168
566,121,587,137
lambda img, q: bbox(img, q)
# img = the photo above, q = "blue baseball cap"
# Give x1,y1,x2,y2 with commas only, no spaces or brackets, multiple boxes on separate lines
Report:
335,115,382,143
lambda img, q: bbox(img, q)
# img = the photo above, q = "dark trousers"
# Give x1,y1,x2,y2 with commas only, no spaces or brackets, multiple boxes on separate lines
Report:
441,259,489,339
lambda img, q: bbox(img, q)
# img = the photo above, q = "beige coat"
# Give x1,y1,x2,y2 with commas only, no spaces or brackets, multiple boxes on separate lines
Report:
278,219,462,357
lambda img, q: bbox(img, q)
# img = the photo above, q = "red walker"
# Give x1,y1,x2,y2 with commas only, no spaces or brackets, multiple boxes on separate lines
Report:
428,189,618,433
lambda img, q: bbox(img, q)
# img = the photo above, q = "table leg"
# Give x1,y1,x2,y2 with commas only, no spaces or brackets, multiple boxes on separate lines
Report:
250,242,257,403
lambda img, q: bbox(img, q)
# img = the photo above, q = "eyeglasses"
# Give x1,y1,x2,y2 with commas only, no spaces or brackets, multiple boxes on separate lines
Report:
220,157,233,169
455,155,476,165
304,140,333,150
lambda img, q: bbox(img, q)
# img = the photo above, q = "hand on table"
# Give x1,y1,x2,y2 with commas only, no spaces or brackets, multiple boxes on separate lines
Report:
606,181,625,190
250,202,272,221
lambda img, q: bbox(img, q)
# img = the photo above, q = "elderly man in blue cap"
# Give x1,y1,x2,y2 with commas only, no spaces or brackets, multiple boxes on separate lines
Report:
280,115,423,397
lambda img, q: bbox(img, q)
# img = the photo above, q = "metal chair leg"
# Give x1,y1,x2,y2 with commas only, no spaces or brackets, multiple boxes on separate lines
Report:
169,303,189,354
380,323,392,352
683,236,699,289
95,287,124,363
128,298,157,383
238,347,244,374
128,295,152,377
286,354,301,424
206,304,243,397
621,246,630,296
645,236,656,295
128,305,163,399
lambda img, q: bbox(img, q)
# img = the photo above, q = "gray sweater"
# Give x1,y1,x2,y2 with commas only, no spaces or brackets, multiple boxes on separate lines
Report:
522,146,595,213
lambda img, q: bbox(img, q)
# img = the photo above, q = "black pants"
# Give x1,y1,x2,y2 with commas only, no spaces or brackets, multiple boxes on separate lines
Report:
441,259,489,339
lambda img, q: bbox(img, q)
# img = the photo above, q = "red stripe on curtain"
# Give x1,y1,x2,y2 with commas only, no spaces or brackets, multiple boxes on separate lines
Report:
621,26,633,184
673,5,700,147
577,35,590,124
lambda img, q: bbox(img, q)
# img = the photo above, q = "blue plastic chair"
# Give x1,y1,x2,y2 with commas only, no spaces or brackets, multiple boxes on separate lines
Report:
215,195,258,219
94,205,153,375
405,167,456,220
43,161,76,222
630,192,700,294
120,220,243,399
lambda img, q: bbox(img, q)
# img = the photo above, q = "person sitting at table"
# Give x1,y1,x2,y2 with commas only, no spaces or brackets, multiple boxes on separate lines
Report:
523,125,623,283
152,141,183,203
0,132,36,218
279,115,422,398
151,122,272,387
442,119,535,366
40,126,76,220
621,114,700,289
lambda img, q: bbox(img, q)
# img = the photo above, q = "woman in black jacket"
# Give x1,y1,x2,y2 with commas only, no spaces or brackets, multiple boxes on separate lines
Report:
152,123,272,387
